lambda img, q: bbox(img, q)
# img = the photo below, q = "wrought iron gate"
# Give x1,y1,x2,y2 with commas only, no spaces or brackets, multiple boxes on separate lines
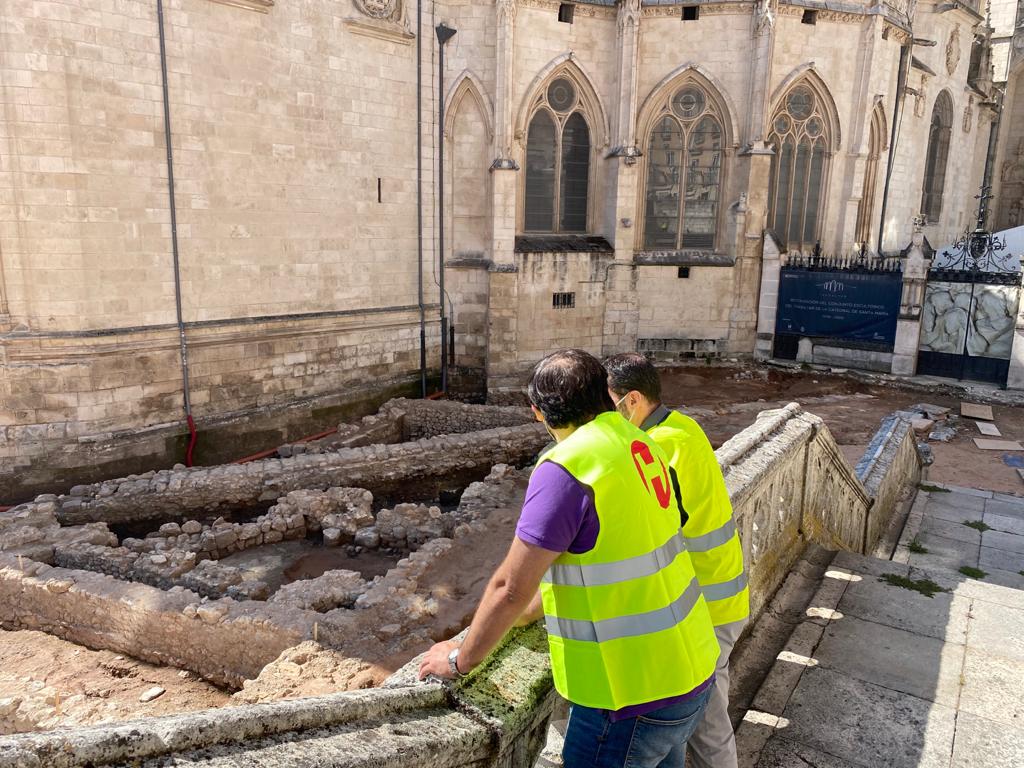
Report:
918,225,1022,385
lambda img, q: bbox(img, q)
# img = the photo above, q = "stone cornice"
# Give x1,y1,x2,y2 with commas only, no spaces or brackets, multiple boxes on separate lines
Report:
519,0,617,17
207,0,274,11
342,16,415,43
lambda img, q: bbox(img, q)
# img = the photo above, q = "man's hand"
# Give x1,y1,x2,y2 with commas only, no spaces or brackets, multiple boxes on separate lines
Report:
417,639,462,681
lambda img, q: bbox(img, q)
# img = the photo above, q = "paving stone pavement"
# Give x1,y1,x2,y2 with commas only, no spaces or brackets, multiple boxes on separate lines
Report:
738,485,1024,768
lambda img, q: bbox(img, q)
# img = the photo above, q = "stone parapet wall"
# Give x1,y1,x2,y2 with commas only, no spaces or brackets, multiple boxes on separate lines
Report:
856,413,923,551
0,624,556,768
722,403,921,620
7,423,546,528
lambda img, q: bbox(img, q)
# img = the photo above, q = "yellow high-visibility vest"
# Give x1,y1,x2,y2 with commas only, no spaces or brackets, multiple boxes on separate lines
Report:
645,406,749,628
537,412,719,711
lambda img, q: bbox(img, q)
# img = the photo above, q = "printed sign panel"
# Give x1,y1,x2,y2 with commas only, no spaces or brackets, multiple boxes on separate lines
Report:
776,270,902,345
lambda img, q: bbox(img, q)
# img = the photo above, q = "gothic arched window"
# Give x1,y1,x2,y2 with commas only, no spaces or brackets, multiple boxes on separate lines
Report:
642,83,725,250
922,92,953,223
768,84,833,252
523,77,592,233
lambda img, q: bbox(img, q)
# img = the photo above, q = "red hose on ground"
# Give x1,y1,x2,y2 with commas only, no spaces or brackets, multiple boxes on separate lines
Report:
185,414,198,467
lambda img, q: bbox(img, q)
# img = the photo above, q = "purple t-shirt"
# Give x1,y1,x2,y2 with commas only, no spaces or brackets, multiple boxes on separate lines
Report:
515,461,713,720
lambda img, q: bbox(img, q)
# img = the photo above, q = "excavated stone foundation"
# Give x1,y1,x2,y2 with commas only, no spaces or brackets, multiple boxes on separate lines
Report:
0,401,547,735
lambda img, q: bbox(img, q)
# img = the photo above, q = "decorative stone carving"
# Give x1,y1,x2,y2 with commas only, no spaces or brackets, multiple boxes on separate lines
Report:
496,0,517,25
946,24,961,76
755,0,775,35
345,0,412,43
963,95,974,133
354,0,400,19
913,77,928,118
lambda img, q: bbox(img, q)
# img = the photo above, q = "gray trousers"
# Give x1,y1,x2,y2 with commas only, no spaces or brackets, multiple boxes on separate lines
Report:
688,620,745,768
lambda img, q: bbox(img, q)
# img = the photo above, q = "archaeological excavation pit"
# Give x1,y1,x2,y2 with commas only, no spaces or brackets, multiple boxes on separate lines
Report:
0,399,549,734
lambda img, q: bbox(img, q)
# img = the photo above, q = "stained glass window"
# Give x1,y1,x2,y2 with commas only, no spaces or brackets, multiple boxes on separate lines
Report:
922,92,953,223
642,83,725,250
768,85,833,252
523,76,591,233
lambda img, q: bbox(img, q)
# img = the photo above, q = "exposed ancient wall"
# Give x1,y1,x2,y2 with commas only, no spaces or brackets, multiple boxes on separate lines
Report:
382,398,534,439
0,554,314,688
13,423,546,527
0,462,531,696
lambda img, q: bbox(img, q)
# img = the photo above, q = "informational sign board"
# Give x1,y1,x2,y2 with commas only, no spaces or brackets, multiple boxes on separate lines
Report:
775,269,902,345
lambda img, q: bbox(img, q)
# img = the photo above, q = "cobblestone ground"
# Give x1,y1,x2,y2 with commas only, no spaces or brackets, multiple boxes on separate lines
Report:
738,484,1024,768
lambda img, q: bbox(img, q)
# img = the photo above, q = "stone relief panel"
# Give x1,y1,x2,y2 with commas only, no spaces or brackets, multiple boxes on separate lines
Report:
968,285,1019,358
946,24,961,75
354,0,400,19
920,282,1020,359
920,282,971,353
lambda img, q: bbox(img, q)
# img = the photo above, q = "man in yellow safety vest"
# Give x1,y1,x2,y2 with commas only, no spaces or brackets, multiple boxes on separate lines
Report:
419,348,720,768
605,352,749,768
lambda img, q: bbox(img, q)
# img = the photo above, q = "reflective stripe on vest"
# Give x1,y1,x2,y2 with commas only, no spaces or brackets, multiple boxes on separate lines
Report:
685,518,736,553
542,530,687,588
701,571,748,602
545,577,702,643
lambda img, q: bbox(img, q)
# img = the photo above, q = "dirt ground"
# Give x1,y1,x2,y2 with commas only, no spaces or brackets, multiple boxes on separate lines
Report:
8,365,1024,734
0,629,231,735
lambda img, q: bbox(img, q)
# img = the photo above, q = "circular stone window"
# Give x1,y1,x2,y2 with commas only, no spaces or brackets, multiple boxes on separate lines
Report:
786,88,814,120
773,115,792,135
672,87,706,119
548,78,577,112
805,116,824,138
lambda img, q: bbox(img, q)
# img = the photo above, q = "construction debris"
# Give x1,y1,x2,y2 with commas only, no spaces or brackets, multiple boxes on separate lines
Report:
961,402,995,421
973,438,1023,451
976,421,1002,437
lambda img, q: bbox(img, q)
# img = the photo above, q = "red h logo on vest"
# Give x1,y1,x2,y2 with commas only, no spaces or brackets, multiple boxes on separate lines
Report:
629,440,672,509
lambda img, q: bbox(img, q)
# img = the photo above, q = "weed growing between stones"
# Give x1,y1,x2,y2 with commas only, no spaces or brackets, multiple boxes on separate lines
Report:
958,566,987,580
879,573,948,598
908,539,929,554
918,484,951,493
962,520,991,532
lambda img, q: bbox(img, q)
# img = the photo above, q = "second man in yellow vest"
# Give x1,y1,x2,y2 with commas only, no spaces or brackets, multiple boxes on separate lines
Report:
605,352,749,768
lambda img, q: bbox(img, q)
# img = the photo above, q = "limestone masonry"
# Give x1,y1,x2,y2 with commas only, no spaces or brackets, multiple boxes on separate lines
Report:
0,0,1015,500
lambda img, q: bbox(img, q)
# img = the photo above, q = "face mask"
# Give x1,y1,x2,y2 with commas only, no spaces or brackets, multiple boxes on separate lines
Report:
614,393,633,423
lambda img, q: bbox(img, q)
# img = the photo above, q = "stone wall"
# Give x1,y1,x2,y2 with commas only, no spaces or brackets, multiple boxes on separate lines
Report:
382,398,534,439
0,554,314,688
14,423,547,527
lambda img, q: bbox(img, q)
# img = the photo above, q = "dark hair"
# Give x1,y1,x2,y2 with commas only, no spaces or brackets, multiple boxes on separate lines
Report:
527,349,615,429
604,352,661,402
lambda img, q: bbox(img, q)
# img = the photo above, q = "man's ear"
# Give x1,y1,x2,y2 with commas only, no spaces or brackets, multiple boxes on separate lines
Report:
530,404,545,423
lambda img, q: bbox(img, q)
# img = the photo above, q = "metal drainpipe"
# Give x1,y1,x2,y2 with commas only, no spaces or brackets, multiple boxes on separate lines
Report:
436,23,456,394
416,0,427,397
877,41,910,255
156,0,197,465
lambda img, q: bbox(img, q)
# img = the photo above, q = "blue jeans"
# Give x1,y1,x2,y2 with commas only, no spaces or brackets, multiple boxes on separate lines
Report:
561,684,713,768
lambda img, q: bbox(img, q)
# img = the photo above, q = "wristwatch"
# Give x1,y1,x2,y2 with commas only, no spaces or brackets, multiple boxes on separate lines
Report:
447,647,468,678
